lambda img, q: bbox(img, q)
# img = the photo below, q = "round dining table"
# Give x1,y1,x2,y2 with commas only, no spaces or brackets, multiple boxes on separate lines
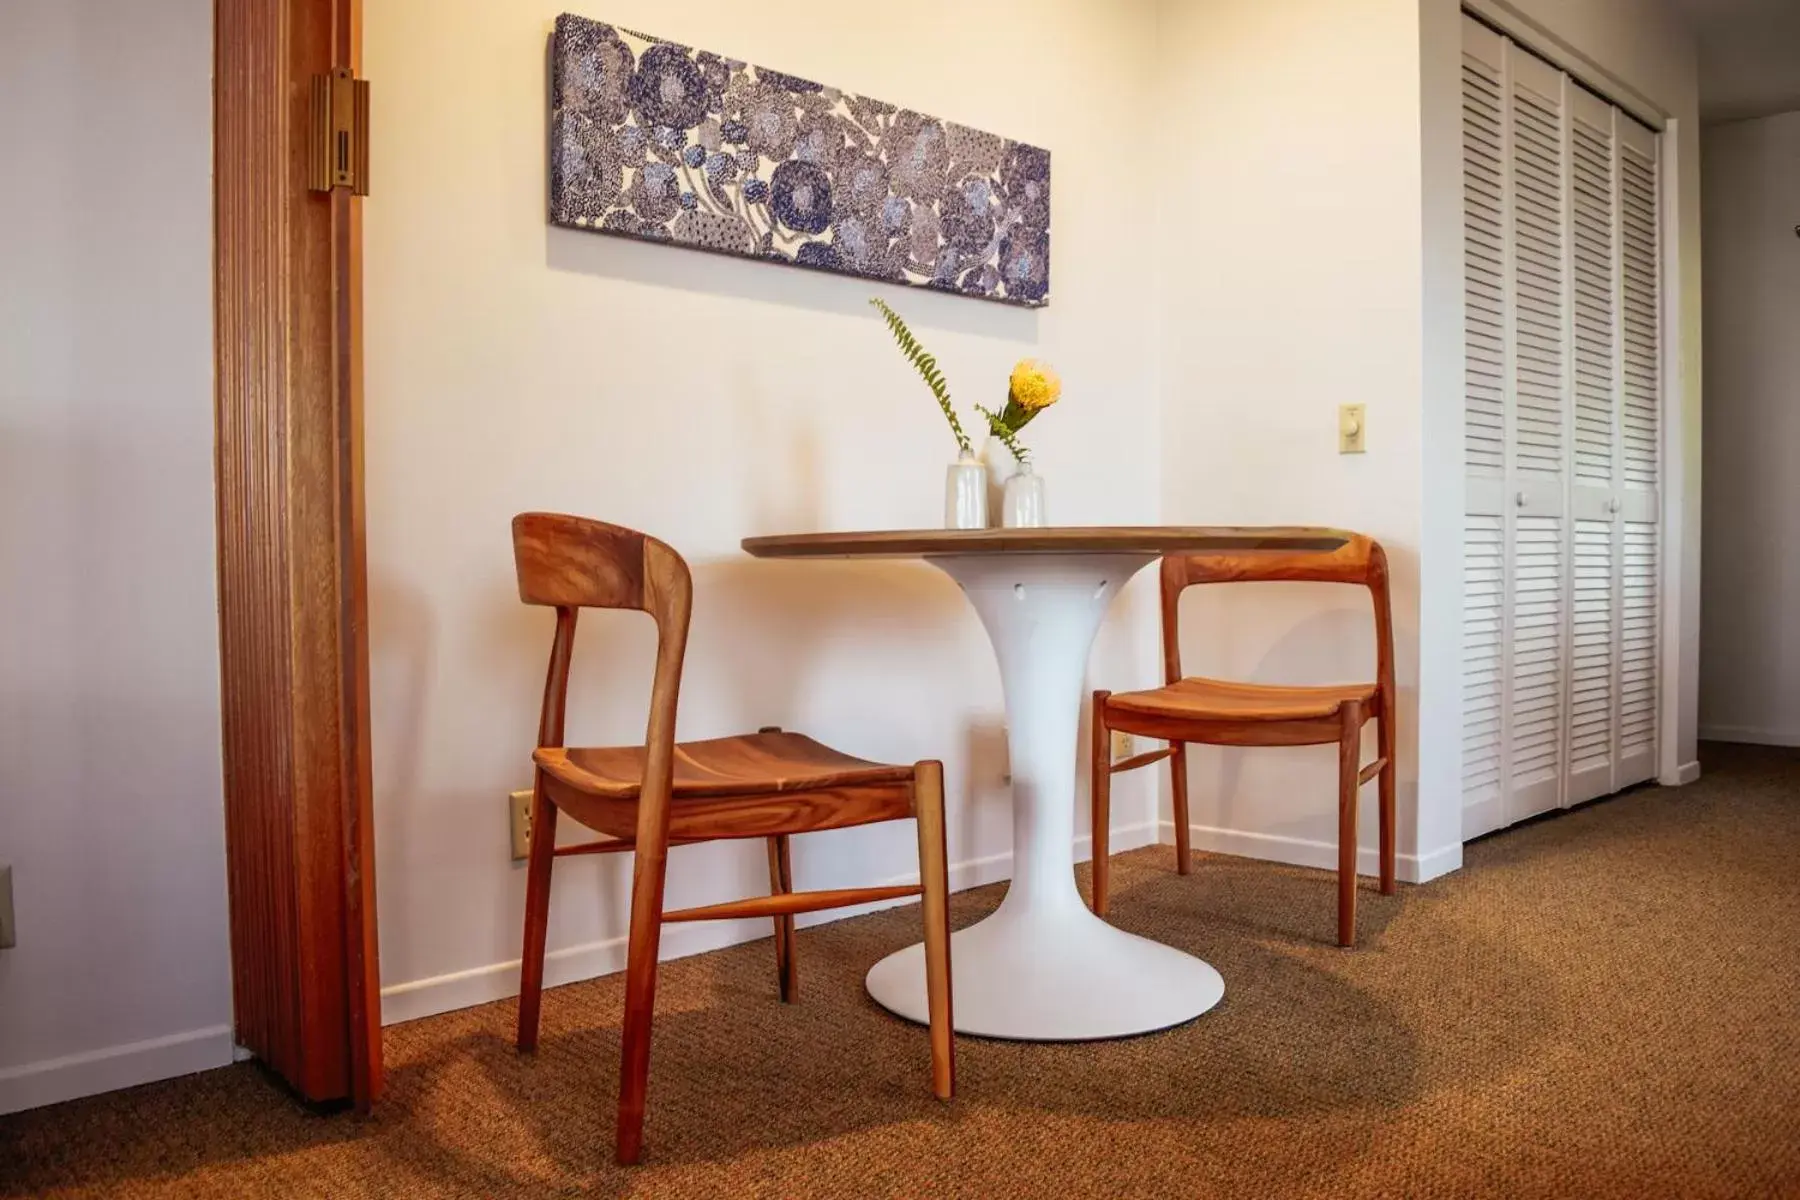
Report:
741,526,1347,1041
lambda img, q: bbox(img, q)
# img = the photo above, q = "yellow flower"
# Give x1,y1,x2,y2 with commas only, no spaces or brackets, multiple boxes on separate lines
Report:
1008,359,1062,412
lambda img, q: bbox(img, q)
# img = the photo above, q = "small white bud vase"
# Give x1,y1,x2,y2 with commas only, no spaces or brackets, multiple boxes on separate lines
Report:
1002,463,1047,528
980,434,1020,527
944,455,989,530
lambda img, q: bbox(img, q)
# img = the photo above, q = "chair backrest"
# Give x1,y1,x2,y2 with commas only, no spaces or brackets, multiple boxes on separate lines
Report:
1159,532,1393,699
512,513,692,827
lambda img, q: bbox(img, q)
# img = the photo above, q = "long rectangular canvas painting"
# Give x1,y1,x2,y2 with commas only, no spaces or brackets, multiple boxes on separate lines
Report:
548,14,1051,307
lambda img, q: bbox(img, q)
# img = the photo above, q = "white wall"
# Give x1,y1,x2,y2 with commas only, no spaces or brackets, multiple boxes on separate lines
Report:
0,0,233,1113
1699,111,1800,745
1151,0,1702,881
1688,2,1800,123
1475,0,1706,792
364,0,1165,1021
1151,0,1446,879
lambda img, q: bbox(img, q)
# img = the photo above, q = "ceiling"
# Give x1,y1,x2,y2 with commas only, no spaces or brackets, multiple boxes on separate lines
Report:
1663,0,1800,121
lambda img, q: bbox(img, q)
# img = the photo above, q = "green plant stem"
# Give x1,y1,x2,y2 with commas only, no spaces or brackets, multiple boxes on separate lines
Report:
975,405,1031,466
870,298,973,456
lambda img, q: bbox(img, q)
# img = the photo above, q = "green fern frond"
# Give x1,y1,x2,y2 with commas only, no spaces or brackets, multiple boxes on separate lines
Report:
975,404,1031,466
870,298,973,456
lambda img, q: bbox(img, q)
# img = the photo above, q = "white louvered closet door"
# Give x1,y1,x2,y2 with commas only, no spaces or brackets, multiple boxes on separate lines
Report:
1613,114,1661,791
1460,15,1661,839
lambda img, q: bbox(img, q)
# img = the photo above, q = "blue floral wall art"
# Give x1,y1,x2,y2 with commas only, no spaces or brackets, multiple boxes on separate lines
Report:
548,14,1052,307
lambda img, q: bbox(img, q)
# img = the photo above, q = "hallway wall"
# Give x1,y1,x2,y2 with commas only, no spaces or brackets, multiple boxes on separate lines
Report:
1699,111,1800,745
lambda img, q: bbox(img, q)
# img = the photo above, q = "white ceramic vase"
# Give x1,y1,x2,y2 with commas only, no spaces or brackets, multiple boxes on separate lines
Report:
944,455,989,529
980,435,1021,527
1002,463,1047,528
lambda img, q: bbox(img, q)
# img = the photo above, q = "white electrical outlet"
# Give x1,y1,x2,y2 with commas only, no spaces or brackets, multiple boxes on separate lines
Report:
509,790,533,861
1110,730,1134,763
0,865,15,949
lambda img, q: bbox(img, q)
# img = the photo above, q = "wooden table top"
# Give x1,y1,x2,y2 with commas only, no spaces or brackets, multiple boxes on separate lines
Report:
741,526,1351,560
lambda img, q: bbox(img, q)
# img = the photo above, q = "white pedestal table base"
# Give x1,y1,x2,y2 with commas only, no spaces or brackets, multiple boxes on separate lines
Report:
865,553,1225,1040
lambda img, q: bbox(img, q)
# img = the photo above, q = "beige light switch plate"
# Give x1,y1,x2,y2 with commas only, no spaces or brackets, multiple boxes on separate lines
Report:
509,790,533,862
1339,404,1367,453
0,865,15,949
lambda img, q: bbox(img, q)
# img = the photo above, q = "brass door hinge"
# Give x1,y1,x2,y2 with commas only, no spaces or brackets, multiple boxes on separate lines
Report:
309,68,370,195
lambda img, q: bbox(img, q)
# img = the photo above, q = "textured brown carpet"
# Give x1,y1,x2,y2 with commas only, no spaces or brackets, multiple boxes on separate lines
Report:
5,743,1799,1199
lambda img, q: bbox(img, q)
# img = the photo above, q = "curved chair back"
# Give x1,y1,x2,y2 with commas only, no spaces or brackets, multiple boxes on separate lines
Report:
1159,532,1393,699
511,512,693,817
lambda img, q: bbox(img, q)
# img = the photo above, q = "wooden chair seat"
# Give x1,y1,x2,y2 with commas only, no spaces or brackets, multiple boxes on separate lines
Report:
1089,533,1397,947
509,514,953,1166
1106,677,1378,725
535,731,921,842
535,731,915,801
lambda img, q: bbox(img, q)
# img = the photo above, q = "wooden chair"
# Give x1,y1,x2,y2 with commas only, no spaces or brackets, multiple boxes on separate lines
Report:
1089,532,1396,947
511,513,954,1165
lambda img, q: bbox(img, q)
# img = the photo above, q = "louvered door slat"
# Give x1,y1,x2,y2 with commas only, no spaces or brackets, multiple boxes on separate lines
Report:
1570,112,1614,486
1461,15,1662,838
1618,521,1659,770
1612,114,1660,788
1619,129,1659,493
1463,46,1507,477
1463,515,1505,819
1567,518,1615,801
1509,515,1564,817
1510,71,1565,480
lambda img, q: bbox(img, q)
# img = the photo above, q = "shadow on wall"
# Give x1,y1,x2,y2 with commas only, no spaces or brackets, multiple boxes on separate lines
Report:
367,546,1007,971
545,224,1041,341
366,571,442,977
1175,582,1389,847
686,556,1012,860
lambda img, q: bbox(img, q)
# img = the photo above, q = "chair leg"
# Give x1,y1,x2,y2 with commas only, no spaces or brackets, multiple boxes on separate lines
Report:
913,760,955,1101
1170,741,1192,875
766,834,797,1002
1337,701,1363,948
1089,691,1112,917
615,839,670,1165
516,772,559,1052
1377,698,1397,896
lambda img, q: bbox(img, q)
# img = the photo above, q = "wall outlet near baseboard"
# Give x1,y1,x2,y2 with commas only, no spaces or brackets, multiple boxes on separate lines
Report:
0,865,14,949
1110,730,1134,763
509,790,533,862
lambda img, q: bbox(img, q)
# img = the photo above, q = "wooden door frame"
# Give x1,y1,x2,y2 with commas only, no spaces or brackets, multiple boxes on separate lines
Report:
214,0,380,1111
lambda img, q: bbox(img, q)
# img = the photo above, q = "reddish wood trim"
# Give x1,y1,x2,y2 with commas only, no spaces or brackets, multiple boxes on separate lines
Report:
1089,690,1112,917
766,835,797,1002
1098,534,1398,946
552,833,706,857
332,0,380,1115
538,774,920,842
513,520,955,1163
214,0,379,1108
743,526,1351,560
515,770,558,1055
1110,747,1175,774
913,760,954,1101
663,885,922,923
1337,700,1363,947
1104,709,1347,747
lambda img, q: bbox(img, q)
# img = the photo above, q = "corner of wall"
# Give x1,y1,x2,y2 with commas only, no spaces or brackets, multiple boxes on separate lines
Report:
1414,0,1468,861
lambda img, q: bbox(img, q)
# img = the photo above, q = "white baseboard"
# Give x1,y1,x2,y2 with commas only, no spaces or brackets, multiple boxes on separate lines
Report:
1699,724,1800,749
380,821,1160,1027
0,1024,235,1116
1662,759,1703,785
1159,821,1462,885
